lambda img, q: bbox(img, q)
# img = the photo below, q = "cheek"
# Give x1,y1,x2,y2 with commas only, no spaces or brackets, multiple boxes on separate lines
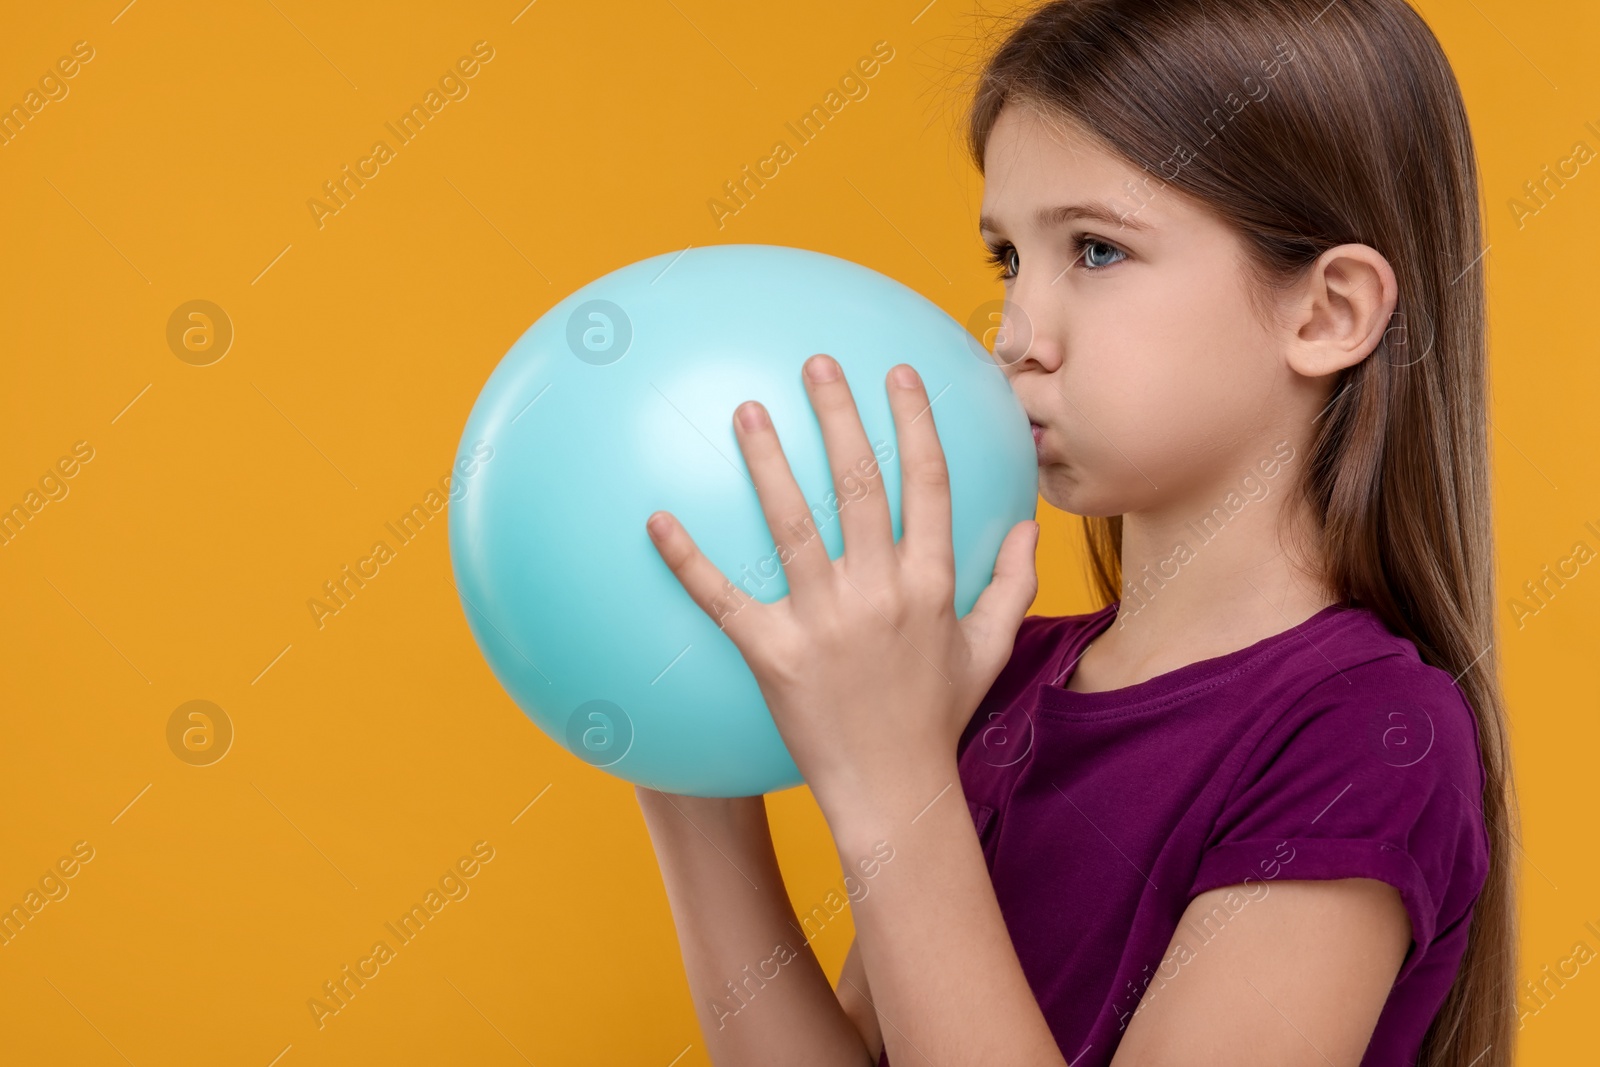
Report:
1054,274,1275,506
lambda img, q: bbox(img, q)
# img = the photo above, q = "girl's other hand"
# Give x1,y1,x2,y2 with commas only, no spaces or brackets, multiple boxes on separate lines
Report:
633,783,765,827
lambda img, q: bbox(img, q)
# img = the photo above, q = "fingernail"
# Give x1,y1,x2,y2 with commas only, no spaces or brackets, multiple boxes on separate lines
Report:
737,401,768,431
805,354,840,382
892,364,919,389
647,513,671,538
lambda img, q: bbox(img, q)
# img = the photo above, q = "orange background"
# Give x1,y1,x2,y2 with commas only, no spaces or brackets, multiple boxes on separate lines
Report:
1,1,1595,1063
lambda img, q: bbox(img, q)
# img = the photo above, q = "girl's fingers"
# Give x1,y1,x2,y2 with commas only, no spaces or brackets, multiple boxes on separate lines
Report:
646,511,767,642
731,399,836,602
801,355,897,576
887,363,955,577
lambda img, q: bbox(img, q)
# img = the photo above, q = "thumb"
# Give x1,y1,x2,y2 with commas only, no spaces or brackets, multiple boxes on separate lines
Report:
962,518,1040,661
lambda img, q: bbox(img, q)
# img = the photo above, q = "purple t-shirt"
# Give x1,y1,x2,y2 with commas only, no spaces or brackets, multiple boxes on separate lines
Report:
878,602,1491,1067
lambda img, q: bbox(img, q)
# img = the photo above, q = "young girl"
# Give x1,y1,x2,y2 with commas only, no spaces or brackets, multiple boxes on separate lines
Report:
635,1,1517,1065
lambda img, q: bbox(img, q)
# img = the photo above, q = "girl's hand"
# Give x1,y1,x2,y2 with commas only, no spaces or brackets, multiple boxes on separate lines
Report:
644,354,1039,823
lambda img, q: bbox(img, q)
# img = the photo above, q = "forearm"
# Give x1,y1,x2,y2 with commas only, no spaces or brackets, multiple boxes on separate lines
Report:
823,761,1068,1066
636,789,874,1067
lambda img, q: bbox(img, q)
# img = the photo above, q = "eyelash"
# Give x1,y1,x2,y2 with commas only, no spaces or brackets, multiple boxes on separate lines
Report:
983,235,1127,280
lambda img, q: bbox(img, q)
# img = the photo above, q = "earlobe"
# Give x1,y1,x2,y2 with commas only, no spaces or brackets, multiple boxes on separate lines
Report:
1284,244,1399,379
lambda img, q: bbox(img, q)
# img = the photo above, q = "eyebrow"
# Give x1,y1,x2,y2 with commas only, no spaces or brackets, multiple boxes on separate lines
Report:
978,201,1154,236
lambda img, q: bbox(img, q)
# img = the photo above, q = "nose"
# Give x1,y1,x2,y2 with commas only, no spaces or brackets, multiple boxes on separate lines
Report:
993,294,1062,378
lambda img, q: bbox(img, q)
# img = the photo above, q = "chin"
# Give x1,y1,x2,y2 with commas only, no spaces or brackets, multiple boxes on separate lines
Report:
1040,471,1136,519
1038,470,1095,516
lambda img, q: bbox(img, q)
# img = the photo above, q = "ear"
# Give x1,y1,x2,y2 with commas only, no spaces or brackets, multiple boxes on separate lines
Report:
1282,243,1398,379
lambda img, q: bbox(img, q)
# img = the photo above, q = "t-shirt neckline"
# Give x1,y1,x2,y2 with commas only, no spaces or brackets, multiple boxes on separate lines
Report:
1037,601,1353,717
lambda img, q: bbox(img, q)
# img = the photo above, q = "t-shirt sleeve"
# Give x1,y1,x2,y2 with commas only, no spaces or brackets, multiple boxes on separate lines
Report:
1188,654,1492,983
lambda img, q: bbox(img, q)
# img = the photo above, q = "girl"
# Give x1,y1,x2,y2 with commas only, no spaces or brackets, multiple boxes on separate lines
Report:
635,0,1517,1064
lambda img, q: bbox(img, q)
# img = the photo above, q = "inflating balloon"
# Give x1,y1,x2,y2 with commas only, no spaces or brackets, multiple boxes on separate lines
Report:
449,244,1037,797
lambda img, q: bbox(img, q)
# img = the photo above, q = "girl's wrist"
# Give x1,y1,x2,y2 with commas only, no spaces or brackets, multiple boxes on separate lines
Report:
814,754,965,851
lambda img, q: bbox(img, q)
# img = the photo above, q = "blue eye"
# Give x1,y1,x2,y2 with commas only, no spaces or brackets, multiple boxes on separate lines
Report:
983,235,1125,279
1076,236,1126,270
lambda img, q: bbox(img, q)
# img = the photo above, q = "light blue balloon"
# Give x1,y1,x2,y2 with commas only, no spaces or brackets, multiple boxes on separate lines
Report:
449,244,1037,797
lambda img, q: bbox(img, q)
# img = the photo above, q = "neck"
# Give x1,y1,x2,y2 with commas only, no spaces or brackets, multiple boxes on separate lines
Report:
1073,450,1336,691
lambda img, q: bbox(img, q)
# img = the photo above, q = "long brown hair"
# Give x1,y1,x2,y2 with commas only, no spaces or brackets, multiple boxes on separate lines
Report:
965,1,1518,1064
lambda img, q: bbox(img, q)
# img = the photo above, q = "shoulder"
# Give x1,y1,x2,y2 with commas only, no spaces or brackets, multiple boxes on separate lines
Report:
1202,608,1492,957
1221,606,1485,790
1278,608,1487,798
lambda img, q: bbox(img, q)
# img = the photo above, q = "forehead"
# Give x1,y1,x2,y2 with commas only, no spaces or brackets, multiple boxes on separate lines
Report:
978,104,1173,230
